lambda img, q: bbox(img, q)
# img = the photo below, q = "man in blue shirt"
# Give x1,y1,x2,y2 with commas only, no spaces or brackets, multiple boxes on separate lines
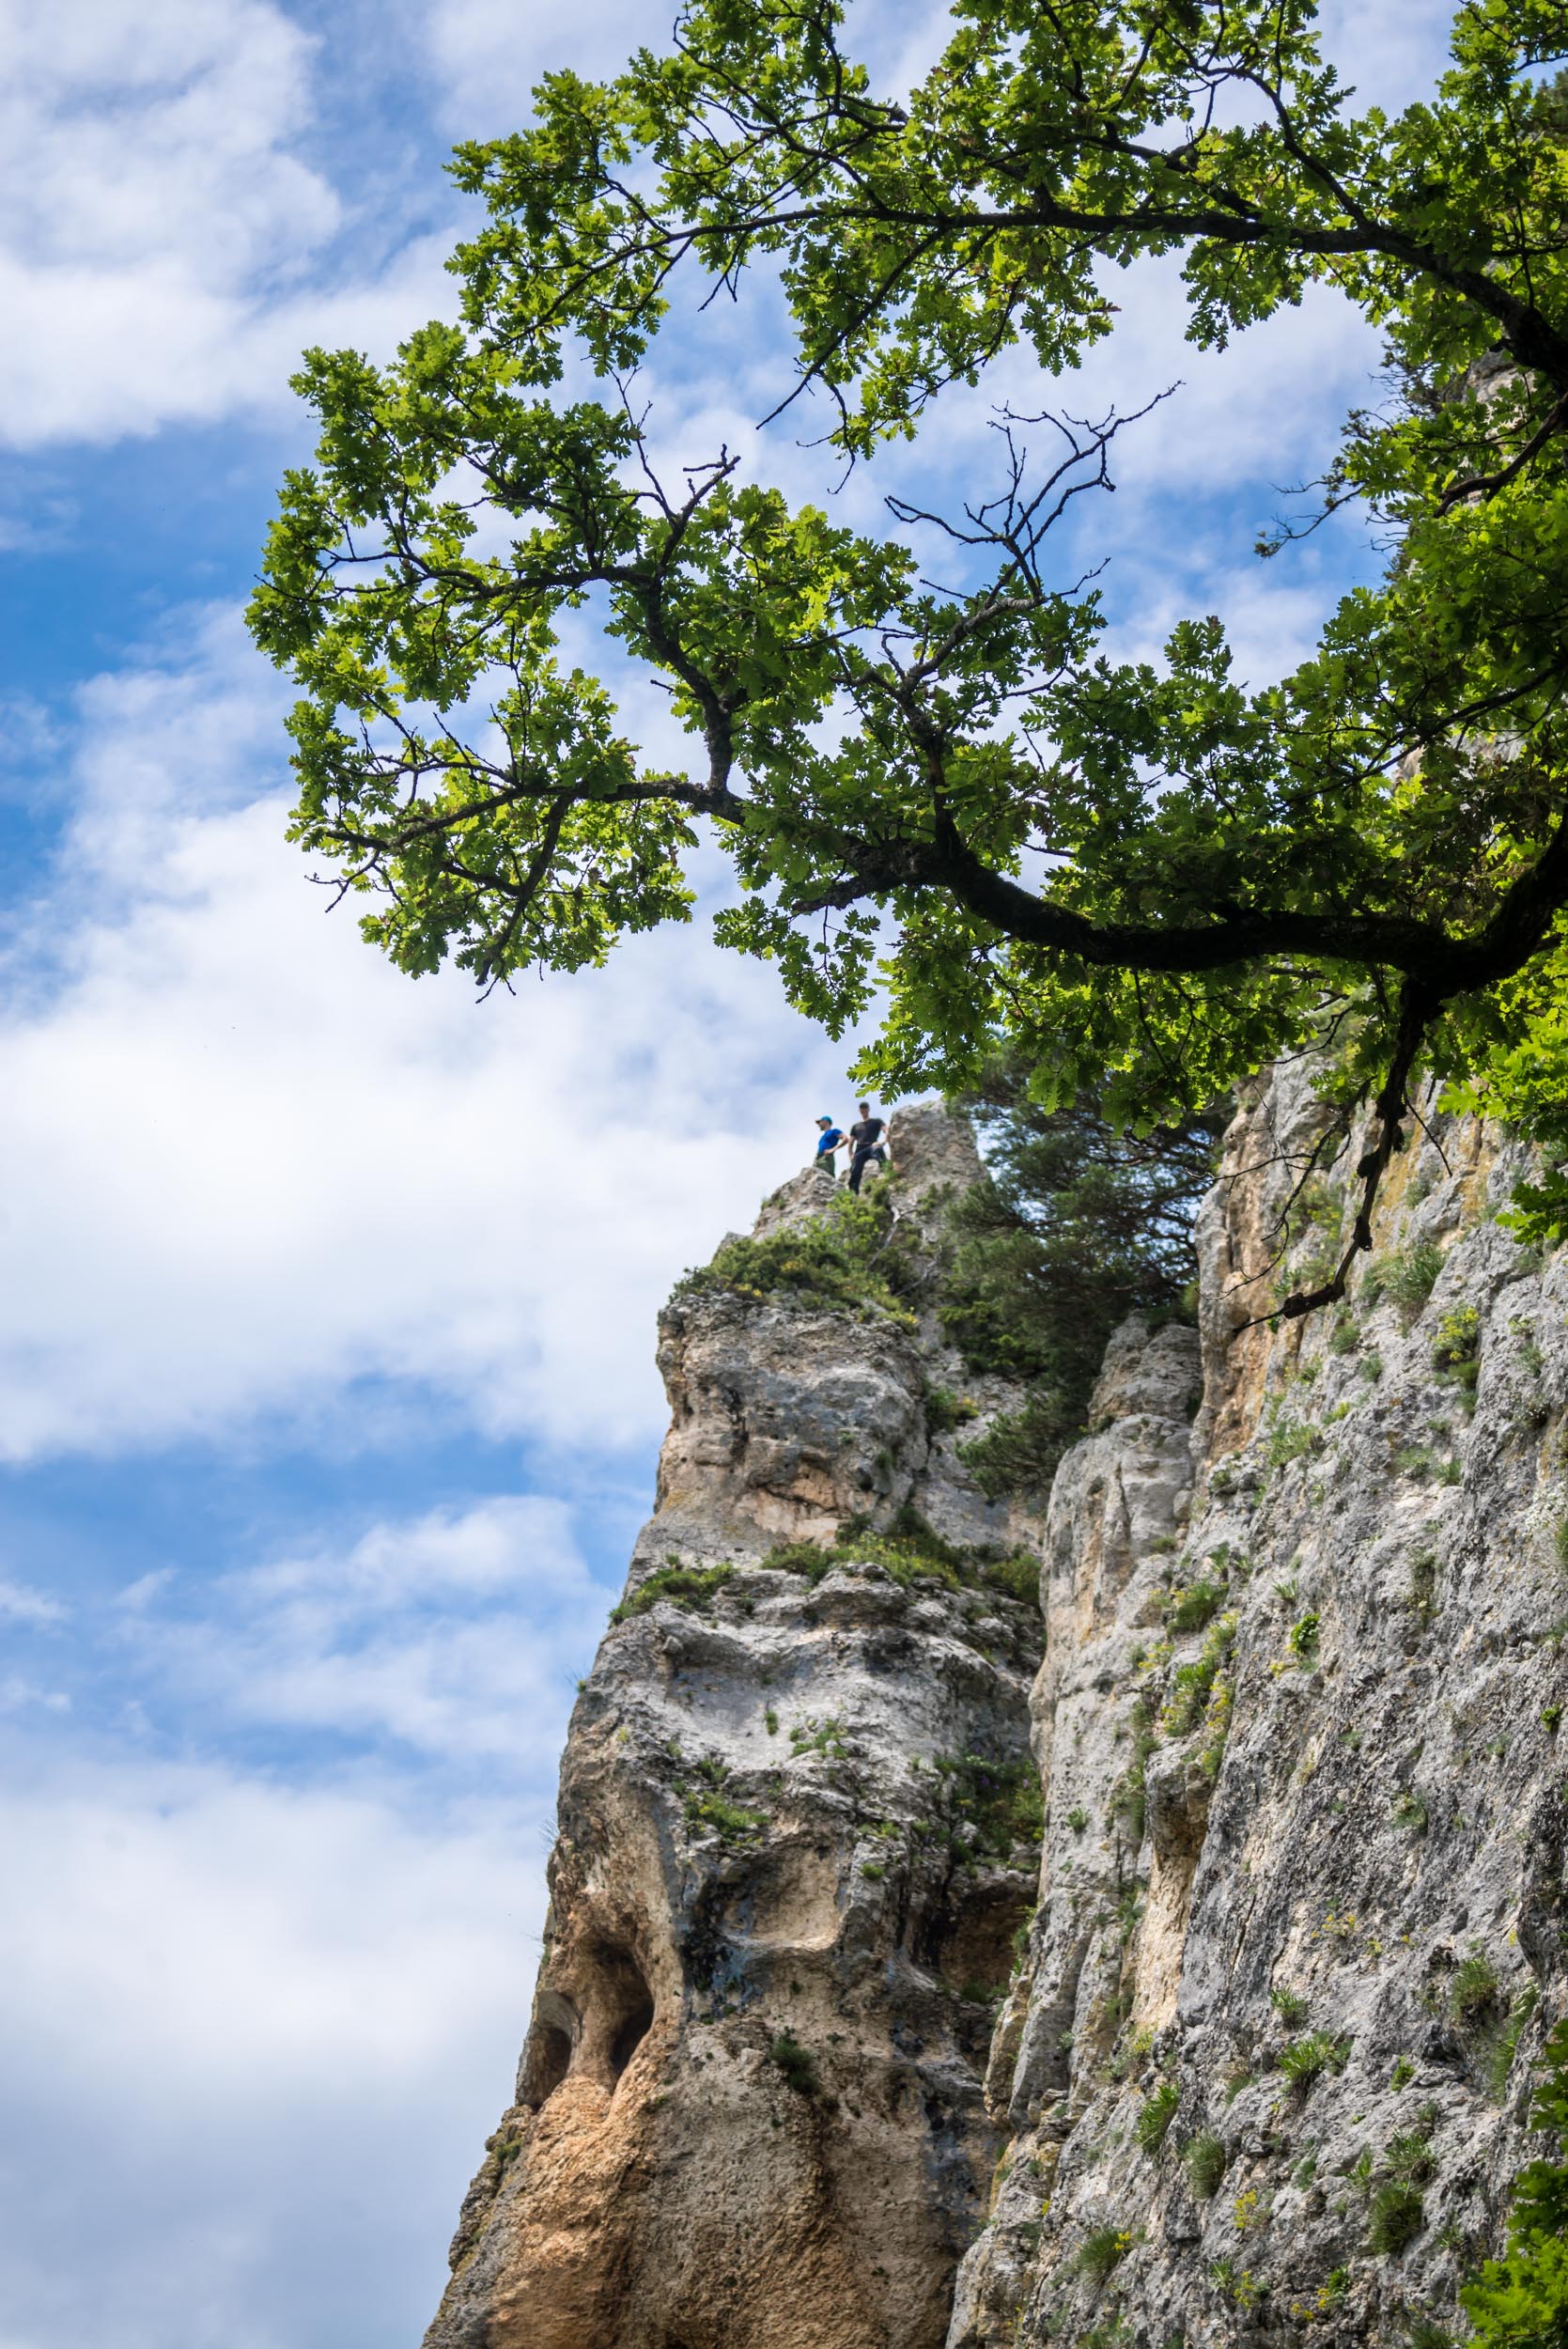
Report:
813,1115,845,1177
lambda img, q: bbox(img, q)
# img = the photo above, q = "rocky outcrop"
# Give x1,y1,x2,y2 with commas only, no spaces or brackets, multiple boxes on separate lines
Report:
952,1070,1568,2346
424,1106,1048,2349
427,1073,1568,2349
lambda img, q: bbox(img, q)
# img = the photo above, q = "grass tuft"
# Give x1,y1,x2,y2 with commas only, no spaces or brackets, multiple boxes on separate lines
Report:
1368,2180,1426,2254
1136,2078,1181,2155
1279,2031,1350,2089
1184,2130,1227,2198
1451,1952,1500,2024
613,1561,733,1623
768,2031,821,2096
1076,2226,1134,2282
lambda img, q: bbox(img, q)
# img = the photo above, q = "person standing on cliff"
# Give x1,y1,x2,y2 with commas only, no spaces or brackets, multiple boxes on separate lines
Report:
813,1114,846,1177
846,1101,889,1192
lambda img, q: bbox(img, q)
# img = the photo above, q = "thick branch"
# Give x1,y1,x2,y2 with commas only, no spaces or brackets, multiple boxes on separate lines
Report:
551,177,1568,394
1436,390,1568,512
803,819,1451,975
1268,982,1435,1324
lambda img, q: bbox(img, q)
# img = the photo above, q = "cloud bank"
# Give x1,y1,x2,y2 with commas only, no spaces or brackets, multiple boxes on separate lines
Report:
0,608,861,1463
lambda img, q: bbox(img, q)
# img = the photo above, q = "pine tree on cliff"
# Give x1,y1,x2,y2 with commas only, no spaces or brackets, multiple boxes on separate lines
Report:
251,8,1568,1314
943,1063,1222,1495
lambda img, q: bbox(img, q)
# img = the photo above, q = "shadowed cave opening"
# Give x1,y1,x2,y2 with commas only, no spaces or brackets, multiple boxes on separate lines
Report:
520,1947,656,2104
580,1937,656,2089
911,1880,1032,2030
611,1993,655,2079
525,2025,572,2108
520,1990,579,2109
603,1945,655,2084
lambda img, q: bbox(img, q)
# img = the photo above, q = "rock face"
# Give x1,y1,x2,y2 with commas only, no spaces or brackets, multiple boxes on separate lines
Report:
427,1074,1568,2349
953,1067,1568,2346
424,1106,1048,2349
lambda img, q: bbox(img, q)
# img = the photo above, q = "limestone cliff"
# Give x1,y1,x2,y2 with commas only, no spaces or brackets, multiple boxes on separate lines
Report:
426,1077,1568,2349
425,1105,1048,2349
954,1066,1568,2346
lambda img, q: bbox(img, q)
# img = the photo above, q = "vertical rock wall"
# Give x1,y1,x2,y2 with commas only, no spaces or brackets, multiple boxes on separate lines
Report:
953,1069,1568,2346
424,1073,1568,2349
425,1107,1048,2349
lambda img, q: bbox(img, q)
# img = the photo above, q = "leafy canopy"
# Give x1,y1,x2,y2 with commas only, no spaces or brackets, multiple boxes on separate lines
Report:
250,2,1568,1304
1461,2019,1568,2349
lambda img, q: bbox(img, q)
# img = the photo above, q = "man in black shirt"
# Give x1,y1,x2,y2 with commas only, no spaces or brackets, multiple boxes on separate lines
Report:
846,1101,889,1193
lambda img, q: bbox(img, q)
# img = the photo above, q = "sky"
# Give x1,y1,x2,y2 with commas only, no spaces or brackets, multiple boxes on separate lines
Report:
0,3,1460,2343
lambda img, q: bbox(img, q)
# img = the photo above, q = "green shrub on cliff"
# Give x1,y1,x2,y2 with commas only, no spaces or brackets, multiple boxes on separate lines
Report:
759,1508,1038,1610
932,1749,1044,1860
1164,1578,1228,1634
1462,2021,1568,2349
1452,1952,1501,2025
923,1382,979,1436
1076,2227,1134,2284
1277,2031,1350,2090
1368,2180,1426,2256
1184,2132,1228,2200
683,1786,767,1843
674,1186,919,1326
1136,2079,1181,2155
1161,1614,1238,1735
1433,1305,1482,1387
612,1562,734,1623
767,2031,822,2097
1363,1238,1444,1320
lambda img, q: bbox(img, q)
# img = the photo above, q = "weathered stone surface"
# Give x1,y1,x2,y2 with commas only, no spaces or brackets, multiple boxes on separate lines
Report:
424,1105,1048,2349
427,1073,1568,2349
950,1079,1568,2348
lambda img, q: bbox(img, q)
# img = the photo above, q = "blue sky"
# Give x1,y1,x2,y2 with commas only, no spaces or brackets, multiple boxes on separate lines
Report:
0,3,1457,2343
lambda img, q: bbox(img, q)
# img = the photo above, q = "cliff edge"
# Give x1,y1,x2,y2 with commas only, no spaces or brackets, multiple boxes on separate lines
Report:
425,1104,1048,2349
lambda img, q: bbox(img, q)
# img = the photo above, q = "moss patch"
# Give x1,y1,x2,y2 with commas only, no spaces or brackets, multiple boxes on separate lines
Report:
612,1562,734,1624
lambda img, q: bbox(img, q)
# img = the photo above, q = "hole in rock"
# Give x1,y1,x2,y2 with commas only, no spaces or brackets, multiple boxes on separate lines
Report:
527,2024,572,2107
609,1989,655,2080
520,1989,580,2108
938,1886,1032,1997
583,1939,656,2087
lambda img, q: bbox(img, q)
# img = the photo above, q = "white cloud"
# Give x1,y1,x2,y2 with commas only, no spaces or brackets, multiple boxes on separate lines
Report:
0,1677,70,1716
0,0,1458,454
130,1496,606,1764
0,1755,539,2349
0,608,863,1463
0,1577,65,1626
0,0,458,447
1088,557,1354,693
423,0,655,132
1318,0,1457,111
0,1486,602,2345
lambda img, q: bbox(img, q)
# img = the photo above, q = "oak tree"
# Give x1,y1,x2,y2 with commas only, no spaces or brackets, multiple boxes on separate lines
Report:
249,1,1568,1304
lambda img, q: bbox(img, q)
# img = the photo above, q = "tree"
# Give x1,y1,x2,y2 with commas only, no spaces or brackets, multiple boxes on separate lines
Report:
249,3,1568,1312
1461,2020,1568,2349
940,1063,1222,1495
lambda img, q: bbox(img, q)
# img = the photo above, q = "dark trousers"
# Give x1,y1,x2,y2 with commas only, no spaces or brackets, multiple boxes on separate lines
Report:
848,1146,884,1193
